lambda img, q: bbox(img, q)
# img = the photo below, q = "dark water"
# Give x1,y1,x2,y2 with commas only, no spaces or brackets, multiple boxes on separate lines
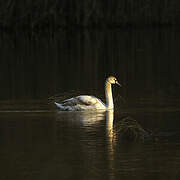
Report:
1,28,180,180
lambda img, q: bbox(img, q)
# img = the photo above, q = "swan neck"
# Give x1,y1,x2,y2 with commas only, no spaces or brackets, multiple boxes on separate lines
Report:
105,81,114,109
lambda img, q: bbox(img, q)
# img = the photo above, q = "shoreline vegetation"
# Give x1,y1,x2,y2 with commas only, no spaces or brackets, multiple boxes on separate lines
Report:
0,0,180,32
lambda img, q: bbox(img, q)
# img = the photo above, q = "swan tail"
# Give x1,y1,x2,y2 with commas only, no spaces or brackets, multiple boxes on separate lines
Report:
54,102,72,111
54,102,64,109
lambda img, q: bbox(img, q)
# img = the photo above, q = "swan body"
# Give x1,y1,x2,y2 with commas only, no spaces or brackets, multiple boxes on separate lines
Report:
55,76,121,111
55,95,106,111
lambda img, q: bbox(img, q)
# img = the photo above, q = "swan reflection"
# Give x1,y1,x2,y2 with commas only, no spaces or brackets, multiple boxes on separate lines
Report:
106,110,114,139
55,110,116,179
106,110,116,180
56,110,106,126
56,110,115,136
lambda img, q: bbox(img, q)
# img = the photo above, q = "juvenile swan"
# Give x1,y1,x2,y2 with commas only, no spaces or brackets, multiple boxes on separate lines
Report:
55,76,121,111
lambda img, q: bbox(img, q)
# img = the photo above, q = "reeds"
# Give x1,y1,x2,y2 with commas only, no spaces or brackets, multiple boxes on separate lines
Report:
0,0,180,31
114,116,151,142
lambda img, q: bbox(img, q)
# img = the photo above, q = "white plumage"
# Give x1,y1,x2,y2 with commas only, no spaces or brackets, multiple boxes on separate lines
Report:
55,76,121,111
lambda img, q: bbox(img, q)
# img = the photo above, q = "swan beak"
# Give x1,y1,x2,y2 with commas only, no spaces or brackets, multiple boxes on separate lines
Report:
116,81,122,87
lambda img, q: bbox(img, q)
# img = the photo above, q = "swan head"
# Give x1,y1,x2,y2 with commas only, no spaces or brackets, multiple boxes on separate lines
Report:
107,76,122,86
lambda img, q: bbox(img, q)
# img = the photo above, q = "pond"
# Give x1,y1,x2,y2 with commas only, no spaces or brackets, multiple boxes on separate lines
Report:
0,28,180,180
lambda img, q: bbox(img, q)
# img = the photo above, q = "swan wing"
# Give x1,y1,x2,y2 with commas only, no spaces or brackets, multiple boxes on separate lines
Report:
61,97,79,106
77,96,97,105
62,95,97,106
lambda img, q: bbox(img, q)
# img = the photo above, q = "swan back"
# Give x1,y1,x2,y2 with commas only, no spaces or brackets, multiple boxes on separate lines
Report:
55,95,106,111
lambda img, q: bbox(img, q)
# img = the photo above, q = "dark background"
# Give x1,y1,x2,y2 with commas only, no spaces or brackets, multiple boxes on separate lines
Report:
1,1,180,107
1,0,180,31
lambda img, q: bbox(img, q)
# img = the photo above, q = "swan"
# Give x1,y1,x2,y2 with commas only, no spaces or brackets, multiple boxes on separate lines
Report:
55,76,121,111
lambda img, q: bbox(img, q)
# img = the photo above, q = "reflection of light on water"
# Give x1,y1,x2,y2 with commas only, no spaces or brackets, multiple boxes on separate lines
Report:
106,110,114,139
106,110,115,180
55,110,116,179
56,110,106,126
